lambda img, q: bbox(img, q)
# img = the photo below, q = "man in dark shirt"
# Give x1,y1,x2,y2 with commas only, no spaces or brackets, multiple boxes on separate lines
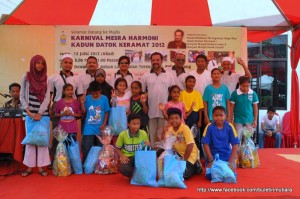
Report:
4,83,21,108
167,29,187,49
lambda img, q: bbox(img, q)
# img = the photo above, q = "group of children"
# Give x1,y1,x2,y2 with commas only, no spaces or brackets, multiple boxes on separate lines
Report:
20,53,282,181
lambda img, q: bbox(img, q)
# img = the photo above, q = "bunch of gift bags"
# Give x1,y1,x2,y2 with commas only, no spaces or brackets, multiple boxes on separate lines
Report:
239,127,260,168
52,127,72,176
95,144,118,174
84,127,118,175
131,138,187,189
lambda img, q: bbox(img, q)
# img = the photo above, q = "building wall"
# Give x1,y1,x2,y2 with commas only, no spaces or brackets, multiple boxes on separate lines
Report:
0,25,55,106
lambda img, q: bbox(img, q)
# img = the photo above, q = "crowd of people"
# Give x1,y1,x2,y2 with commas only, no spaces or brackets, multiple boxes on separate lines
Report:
4,51,282,179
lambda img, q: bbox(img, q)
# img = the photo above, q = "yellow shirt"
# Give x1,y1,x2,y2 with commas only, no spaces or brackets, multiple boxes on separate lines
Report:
179,90,203,112
166,123,199,164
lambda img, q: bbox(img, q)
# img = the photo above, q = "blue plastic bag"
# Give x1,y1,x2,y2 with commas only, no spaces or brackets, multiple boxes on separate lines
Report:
83,146,102,174
67,137,83,174
108,106,127,135
131,146,158,187
158,154,187,188
21,116,50,147
211,154,236,183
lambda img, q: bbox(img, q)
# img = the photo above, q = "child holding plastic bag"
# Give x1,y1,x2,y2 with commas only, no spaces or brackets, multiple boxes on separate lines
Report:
94,127,119,174
161,108,201,180
201,106,239,180
229,76,259,141
20,55,51,177
81,81,110,162
54,83,82,148
115,113,149,177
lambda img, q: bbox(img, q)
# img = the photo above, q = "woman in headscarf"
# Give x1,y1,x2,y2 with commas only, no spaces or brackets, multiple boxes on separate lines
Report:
20,55,51,177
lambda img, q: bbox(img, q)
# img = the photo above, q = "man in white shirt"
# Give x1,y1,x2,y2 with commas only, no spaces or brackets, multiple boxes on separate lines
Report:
167,53,188,90
49,54,84,103
189,54,212,95
78,56,99,92
259,106,282,148
141,52,175,147
221,56,252,94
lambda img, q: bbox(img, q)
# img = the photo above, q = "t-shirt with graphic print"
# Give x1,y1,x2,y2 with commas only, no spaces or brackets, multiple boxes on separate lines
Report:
83,94,110,135
116,129,149,157
54,98,81,133
203,84,230,121
130,96,149,128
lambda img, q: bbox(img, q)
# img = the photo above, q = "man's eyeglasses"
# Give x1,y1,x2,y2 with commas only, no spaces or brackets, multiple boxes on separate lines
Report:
176,59,185,62
119,62,129,64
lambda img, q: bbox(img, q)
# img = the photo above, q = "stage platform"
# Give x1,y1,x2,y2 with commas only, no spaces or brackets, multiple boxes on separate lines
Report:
1,148,299,199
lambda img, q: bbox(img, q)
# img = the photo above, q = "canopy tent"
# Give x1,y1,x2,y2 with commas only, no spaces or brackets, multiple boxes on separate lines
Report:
1,0,299,146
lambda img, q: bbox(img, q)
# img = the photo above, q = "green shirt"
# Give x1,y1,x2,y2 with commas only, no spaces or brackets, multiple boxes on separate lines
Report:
116,129,149,157
230,88,259,124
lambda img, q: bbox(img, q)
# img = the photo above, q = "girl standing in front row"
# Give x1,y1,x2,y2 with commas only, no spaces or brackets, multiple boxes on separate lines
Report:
20,55,51,177
54,83,82,146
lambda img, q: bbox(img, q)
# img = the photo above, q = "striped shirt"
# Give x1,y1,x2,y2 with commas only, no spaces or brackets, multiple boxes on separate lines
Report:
23,92,49,116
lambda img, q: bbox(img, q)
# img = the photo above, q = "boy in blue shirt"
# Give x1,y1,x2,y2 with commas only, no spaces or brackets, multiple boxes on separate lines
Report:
80,81,110,161
230,76,259,140
201,106,239,180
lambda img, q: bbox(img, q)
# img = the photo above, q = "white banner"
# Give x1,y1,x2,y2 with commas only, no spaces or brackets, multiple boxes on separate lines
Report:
55,26,247,81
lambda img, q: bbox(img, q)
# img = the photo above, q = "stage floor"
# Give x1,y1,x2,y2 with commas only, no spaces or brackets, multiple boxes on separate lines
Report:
1,148,300,199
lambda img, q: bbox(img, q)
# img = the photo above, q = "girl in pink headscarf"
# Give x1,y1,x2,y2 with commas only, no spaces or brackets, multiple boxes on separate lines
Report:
20,55,51,177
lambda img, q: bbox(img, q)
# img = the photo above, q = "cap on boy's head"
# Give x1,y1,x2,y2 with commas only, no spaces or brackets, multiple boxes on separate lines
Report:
88,81,101,92
222,56,232,63
61,54,73,61
167,107,182,119
212,106,226,114
239,76,250,84
127,113,142,123
95,68,106,79
267,106,276,113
